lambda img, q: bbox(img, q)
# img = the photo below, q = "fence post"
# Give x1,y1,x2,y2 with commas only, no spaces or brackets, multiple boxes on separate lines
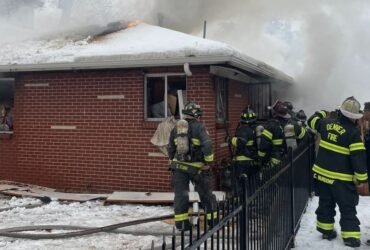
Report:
240,174,249,250
289,147,296,248
308,135,314,196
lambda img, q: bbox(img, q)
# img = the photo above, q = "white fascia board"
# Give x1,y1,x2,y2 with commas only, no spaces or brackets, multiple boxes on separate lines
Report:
0,54,293,85
0,55,232,73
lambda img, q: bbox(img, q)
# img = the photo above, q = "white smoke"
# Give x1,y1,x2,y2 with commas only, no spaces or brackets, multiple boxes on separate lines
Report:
1,0,370,114
0,0,157,42
158,0,370,114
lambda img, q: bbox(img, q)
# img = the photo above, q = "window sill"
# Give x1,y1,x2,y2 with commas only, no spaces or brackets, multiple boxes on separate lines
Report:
216,121,230,129
0,131,13,139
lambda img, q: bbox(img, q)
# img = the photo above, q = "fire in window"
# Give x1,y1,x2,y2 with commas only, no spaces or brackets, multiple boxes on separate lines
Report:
145,74,186,120
0,78,14,131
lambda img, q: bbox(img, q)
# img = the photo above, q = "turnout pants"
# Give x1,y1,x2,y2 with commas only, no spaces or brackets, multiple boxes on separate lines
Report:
172,169,218,230
232,160,259,197
315,179,360,241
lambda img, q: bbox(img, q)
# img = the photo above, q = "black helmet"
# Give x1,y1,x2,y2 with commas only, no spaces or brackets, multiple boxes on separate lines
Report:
283,101,294,111
182,101,203,118
295,110,307,122
240,107,257,124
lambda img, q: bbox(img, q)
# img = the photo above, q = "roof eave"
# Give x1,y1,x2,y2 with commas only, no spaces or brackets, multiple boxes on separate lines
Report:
0,54,294,84
0,55,231,73
228,56,294,85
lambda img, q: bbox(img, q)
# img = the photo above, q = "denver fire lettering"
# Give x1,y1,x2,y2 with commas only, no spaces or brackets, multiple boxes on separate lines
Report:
326,123,346,135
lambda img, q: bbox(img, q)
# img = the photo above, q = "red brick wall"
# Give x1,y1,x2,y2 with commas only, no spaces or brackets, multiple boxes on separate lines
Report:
0,67,258,193
215,80,250,163
0,67,203,192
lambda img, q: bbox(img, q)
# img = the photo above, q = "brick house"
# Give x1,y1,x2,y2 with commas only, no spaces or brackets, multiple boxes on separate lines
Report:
0,23,293,193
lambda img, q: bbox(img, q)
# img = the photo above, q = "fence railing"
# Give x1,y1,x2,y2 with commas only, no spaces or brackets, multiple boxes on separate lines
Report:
150,137,315,250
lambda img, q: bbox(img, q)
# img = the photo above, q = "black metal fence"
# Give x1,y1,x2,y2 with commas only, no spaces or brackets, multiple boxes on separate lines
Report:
151,138,315,250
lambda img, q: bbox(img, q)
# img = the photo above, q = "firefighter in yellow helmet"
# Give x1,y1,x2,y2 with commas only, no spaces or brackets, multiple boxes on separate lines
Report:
168,101,217,231
308,96,369,248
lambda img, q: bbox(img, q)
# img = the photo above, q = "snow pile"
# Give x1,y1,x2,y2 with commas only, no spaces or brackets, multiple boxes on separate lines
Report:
2,195,370,249
0,197,173,250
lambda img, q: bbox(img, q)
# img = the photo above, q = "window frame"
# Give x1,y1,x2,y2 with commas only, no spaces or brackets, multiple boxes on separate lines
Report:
0,78,15,134
144,73,186,122
215,77,229,124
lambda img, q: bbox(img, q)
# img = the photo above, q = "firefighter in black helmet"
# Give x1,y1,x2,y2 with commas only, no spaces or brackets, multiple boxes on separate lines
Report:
229,107,258,196
168,101,217,231
295,110,308,126
258,100,307,171
308,96,369,248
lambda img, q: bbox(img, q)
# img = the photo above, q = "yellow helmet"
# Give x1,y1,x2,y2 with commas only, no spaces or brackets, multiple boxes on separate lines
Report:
339,96,363,120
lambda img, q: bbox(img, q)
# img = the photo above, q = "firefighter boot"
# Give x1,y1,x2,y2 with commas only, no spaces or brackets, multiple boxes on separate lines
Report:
343,238,361,248
366,239,370,246
322,230,337,241
176,220,192,231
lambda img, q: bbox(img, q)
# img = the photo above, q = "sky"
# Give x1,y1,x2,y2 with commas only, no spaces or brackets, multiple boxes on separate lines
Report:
1,195,370,249
1,0,370,114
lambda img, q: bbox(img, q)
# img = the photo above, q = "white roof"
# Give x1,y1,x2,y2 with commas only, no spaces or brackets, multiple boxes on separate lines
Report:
0,23,293,84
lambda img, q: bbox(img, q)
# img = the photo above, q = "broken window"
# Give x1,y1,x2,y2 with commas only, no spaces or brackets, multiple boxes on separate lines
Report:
215,77,228,123
0,78,14,131
145,74,186,121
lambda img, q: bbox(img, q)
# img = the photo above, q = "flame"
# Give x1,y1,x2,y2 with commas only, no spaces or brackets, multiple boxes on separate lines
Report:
127,20,142,28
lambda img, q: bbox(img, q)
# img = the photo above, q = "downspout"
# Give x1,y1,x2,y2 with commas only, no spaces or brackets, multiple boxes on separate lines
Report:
184,63,192,77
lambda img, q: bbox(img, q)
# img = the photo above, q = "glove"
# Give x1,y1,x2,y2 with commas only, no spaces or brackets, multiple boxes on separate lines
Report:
202,161,215,170
356,182,369,196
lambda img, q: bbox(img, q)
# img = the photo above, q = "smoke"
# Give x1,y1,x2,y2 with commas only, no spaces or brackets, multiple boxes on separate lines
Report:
158,0,370,114
1,0,370,114
0,0,157,42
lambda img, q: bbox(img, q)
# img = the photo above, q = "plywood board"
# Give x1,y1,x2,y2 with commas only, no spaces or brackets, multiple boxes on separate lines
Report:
106,191,226,204
0,189,108,202
0,180,55,192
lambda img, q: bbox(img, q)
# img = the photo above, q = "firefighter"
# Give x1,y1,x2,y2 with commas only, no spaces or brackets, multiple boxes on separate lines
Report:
363,102,370,189
295,109,308,127
363,102,370,247
229,107,258,196
307,96,369,248
168,101,217,231
258,100,307,172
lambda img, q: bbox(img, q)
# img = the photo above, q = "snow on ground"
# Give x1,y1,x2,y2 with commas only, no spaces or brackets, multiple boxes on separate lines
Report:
295,196,370,250
3,195,370,249
0,197,173,250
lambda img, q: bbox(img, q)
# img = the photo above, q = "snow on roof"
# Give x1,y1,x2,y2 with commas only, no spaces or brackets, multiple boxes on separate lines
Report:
0,23,293,84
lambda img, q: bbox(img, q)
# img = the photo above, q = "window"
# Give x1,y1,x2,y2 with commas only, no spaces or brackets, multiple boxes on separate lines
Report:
145,74,186,121
215,77,228,123
245,82,272,120
0,78,14,132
